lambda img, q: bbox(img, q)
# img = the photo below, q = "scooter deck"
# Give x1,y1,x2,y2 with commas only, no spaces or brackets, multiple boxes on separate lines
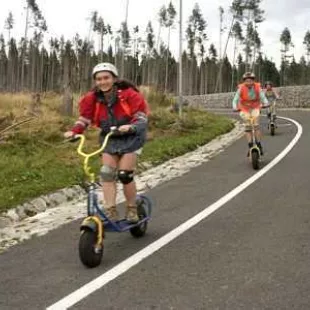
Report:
103,217,150,232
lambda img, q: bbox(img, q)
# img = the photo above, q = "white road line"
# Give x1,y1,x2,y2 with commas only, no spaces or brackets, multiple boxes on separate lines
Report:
47,116,302,310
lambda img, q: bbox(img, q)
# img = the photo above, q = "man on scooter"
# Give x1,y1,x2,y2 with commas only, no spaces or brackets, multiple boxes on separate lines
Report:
232,72,269,155
263,81,280,119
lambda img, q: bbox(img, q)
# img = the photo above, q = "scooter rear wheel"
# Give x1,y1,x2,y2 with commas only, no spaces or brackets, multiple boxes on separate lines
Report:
130,199,148,238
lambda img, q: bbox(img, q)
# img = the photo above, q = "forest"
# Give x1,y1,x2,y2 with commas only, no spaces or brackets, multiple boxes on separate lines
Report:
1,0,310,96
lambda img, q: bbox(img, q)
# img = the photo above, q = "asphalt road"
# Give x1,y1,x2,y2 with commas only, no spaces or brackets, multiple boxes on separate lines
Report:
1,111,309,310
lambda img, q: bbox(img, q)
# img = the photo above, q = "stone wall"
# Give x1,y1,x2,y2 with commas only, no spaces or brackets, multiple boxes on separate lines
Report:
184,85,310,109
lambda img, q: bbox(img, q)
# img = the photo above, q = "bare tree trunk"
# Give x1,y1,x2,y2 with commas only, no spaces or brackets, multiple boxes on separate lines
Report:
61,55,73,116
51,55,55,90
200,62,204,94
133,38,139,85
40,50,44,92
21,5,30,91
62,85,73,116
184,56,190,95
214,15,234,93
204,62,208,94
189,58,194,95
195,63,199,94
219,10,223,93
143,59,147,86
231,37,237,91
164,26,171,93
83,50,90,92
245,9,252,71
31,46,36,92
100,30,104,62
8,53,13,92
114,39,117,66
114,38,120,70
88,19,93,43
121,0,129,77
0,62,4,91
156,23,162,52
134,59,139,85
147,53,151,86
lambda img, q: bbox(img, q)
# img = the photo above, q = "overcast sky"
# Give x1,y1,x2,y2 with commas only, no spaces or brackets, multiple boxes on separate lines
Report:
0,0,309,67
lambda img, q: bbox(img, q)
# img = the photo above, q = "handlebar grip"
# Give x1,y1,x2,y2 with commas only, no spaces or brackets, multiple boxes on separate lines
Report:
109,126,136,136
67,136,81,143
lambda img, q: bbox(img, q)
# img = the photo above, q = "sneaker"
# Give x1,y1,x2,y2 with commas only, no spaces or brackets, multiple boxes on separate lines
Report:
126,206,139,223
104,205,119,222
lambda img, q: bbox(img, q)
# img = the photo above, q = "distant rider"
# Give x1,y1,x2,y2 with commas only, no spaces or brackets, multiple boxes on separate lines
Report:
263,81,280,120
232,72,269,155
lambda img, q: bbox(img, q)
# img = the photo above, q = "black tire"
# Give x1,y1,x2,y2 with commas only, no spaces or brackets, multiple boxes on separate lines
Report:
137,195,153,216
251,149,260,170
270,123,275,136
79,229,103,268
130,203,148,238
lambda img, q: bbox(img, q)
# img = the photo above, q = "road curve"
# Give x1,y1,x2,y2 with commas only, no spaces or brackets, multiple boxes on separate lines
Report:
1,111,308,310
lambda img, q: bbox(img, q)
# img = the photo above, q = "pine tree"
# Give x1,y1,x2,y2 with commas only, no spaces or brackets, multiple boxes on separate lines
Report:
303,31,310,63
231,21,243,90
280,27,293,85
4,12,14,42
92,12,109,62
186,3,207,94
164,1,177,93
145,21,155,85
0,35,8,90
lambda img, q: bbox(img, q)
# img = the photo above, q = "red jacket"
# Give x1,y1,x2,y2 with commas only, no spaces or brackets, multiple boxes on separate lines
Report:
72,87,149,134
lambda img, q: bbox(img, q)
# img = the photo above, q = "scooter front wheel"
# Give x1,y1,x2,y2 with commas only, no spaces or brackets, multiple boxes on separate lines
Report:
270,122,275,136
79,229,103,268
251,149,260,170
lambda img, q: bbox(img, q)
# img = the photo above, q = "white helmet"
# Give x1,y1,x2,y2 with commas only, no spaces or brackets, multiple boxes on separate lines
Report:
92,63,118,78
242,72,255,80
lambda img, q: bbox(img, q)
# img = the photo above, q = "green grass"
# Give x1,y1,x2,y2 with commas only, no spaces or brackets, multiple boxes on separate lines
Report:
0,92,233,211
142,110,234,164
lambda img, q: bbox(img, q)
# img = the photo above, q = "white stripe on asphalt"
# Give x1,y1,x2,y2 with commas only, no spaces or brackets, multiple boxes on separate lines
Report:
47,116,302,310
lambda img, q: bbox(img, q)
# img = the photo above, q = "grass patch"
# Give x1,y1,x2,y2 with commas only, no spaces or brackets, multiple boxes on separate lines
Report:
0,92,233,211
142,110,233,164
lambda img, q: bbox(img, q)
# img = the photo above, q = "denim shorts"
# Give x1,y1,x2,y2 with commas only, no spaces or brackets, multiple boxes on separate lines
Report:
100,132,146,155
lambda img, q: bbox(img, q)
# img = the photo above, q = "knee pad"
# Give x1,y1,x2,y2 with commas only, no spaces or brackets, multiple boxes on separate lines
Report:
118,170,134,184
100,165,117,182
